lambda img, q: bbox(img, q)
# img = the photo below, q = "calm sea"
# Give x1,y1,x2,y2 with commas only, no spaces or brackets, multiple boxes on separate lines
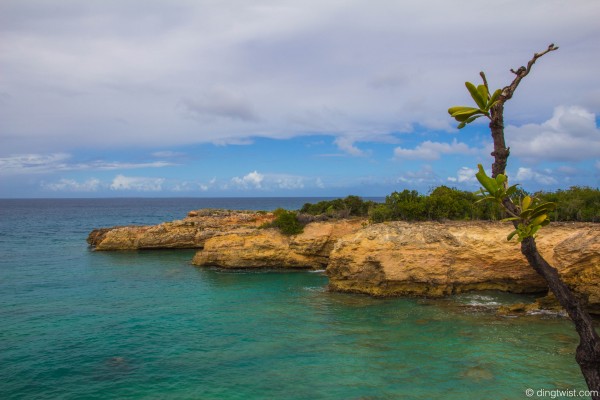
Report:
0,198,589,399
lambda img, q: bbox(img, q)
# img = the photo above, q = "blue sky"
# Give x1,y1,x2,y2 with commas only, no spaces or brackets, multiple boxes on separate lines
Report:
1,1,599,198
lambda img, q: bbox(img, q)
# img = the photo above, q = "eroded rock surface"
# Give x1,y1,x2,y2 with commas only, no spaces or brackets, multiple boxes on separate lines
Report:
87,209,275,250
326,221,600,314
191,219,365,269
88,211,600,314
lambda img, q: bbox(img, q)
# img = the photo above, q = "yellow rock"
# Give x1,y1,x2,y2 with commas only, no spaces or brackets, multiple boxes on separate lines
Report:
327,221,600,315
88,211,600,314
87,209,275,250
191,219,365,269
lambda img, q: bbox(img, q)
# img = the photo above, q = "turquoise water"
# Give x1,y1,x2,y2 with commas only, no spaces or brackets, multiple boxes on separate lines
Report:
0,199,590,399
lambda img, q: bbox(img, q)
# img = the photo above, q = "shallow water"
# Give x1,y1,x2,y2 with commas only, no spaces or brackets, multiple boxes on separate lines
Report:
0,199,589,399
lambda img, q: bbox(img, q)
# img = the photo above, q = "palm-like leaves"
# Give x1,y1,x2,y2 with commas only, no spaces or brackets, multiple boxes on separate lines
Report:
448,82,502,129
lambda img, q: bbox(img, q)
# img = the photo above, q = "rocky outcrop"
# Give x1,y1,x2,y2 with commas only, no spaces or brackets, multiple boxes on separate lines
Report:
326,221,600,314
88,210,600,314
191,219,365,269
87,209,275,250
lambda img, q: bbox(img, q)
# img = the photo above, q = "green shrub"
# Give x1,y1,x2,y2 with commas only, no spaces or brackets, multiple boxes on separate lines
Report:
300,195,374,218
369,204,392,223
271,208,304,235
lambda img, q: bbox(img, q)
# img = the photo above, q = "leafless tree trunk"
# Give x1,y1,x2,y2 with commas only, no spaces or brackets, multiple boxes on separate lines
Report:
487,44,600,396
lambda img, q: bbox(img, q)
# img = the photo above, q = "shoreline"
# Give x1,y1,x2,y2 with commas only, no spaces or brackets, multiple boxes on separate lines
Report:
88,208,600,316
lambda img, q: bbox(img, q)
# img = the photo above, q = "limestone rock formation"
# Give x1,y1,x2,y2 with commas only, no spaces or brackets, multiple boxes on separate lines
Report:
191,219,365,269
88,210,599,314
87,209,275,250
326,221,600,314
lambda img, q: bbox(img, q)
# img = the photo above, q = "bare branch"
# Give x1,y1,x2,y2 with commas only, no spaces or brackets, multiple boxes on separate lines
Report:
502,44,559,101
489,44,558,177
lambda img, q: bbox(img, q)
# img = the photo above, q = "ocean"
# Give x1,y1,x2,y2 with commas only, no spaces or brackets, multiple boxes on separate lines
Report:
0,198,589,399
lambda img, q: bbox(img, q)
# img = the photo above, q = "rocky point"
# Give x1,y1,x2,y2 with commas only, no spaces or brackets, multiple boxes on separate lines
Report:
88,210,600,315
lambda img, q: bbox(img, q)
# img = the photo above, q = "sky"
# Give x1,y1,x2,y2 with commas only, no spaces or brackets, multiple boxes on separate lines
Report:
1,0,599,198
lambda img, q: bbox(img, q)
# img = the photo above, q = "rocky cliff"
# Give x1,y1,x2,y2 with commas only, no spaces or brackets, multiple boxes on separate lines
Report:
88,210,600,314
191,219,365,269
326,222,596,301
193,219,599,314
87,209,275,250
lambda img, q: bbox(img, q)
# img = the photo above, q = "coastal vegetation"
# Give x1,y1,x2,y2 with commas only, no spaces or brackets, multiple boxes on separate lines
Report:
295,186,600,224
262,208,305,235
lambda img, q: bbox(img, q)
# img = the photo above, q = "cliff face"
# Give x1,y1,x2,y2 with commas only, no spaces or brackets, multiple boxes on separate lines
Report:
87,209,275,250
326,221,600,314
191,219,365,269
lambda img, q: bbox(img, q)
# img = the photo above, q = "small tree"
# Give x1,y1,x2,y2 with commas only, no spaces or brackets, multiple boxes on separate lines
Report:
448,44,600,395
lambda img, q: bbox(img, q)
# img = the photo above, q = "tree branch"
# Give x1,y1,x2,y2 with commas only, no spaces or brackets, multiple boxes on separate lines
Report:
488,44,558,178
504,43,559,101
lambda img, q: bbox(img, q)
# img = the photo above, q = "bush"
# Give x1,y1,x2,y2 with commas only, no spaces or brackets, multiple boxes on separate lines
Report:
299,186,600,224
369,204,393,223
270,208,304,235
300,196,375,218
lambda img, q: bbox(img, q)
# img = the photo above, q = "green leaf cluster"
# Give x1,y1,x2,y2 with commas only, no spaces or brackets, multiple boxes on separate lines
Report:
474,164,519,202
504,196,556,242
474,164,556,242
448,82,501,129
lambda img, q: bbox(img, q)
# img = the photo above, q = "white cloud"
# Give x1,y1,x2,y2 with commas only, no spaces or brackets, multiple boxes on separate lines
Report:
229,171,319,191
507,106,600,163
419,118,455,133
394,139,476,161
89,161,174,170
0,153,71,175
198,177,218,191
0,153,174,175
151,151,185,158
447,167,478,184
42,178,101,192
231,171,264,189
273,175,305,190
397,165,439,185
110,175,165,191
334,137,366,156
515,167,558,185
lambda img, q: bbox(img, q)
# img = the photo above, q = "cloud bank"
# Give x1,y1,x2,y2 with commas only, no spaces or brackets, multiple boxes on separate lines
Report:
507,106,600,163
1,0,598,156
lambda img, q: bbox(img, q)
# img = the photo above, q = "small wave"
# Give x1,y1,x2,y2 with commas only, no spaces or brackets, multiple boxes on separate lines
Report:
526,309,567,317
466,301,501,307
303,286,326,292
309,269,326,273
